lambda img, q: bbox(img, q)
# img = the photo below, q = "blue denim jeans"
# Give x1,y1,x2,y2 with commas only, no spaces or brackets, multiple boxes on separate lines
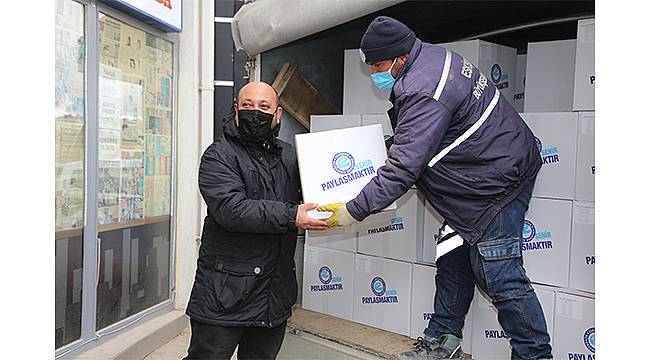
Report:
423,182,552,360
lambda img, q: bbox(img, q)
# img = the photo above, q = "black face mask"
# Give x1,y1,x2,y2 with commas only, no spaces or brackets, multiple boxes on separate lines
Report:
236,109,280,143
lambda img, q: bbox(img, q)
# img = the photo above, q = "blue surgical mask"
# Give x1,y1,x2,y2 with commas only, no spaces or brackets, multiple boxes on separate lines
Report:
371,58,397,91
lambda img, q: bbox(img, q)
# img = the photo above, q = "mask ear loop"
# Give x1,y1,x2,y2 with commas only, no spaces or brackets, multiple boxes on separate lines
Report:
387,58,398,76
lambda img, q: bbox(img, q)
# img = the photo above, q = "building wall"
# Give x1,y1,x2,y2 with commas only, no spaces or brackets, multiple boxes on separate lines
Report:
174,0,213,311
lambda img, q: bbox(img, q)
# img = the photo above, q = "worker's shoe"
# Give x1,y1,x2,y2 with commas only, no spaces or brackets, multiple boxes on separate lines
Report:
429,334,464,359
397,334,463,360
397,337,438,360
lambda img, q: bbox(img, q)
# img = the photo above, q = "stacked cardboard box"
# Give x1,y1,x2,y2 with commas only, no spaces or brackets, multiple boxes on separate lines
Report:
553,291,595,360
523,39,577,112
353,253,412,336
572,19,596,112
357,188,424,263
302,245,355,321
509,18,596,360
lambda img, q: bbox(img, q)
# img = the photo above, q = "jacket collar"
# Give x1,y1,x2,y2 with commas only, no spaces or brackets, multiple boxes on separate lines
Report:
390,38,422,101
395,38,422,83
223,114,240,139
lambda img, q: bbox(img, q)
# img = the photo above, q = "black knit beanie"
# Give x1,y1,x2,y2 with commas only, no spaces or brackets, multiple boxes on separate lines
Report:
360,16,416,63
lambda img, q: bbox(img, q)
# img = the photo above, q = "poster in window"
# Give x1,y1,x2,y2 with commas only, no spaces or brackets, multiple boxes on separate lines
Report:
119,151,144,221
99,16,121,66
120,82,144,150
98,166,120,224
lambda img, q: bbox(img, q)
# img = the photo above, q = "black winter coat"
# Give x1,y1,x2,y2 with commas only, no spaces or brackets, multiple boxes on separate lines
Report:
186,116,301,328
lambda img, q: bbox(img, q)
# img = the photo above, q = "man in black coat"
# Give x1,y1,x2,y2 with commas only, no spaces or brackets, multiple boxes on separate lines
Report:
184,81,328,360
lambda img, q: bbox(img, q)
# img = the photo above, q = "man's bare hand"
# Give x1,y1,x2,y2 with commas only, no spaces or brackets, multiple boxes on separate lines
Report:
295,203,329,231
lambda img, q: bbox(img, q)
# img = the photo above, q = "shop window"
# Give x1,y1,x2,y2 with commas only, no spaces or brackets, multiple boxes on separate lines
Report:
96,13,173,331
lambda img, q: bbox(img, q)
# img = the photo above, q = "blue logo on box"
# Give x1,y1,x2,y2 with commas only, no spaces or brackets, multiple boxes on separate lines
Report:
492,63,510,89
522,219,553,251
362,276,398,304
332,152,355,174
310,266,343,292
319,266,332,284
584,327,595,353
523,220,536,242
371,276,386,296
491,64,502,83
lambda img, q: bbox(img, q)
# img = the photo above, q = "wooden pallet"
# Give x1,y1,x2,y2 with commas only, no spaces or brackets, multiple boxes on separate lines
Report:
271,63,339,130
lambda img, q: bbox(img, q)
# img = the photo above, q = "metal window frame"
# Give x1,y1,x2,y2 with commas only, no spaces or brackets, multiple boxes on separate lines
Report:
55,0,179,358
55,0,94,356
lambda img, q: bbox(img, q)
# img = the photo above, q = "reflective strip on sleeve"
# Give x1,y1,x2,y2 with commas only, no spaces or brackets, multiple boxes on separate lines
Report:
433,49,452,101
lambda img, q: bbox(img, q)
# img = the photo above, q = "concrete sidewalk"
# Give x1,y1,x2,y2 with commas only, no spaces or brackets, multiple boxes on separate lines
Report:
141,326,236,360
143,325,192,360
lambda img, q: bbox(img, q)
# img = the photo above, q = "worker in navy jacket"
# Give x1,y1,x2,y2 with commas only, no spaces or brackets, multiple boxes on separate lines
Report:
318,17,552,360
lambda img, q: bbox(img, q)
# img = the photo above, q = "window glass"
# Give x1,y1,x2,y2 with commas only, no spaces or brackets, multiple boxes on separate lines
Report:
96,13,173,331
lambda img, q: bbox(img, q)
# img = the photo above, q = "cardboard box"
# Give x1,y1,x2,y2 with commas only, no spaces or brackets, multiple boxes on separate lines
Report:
343,49,392,115
310,114,361,133
552,292,595,360
524,40,577,112
523,197,573,288
305,228,357,253
421,200,444,264
514,54,526,113
437,40,517,108
574,112,595,202
409,264,438,340
569,202,595,293
357,189,424,262
302,245,355,321
409,264,474,355
362,114,393,139
295,124,396,221
573,19,595,111
353,254,412,336
471,285,555,360
520,112,579,200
